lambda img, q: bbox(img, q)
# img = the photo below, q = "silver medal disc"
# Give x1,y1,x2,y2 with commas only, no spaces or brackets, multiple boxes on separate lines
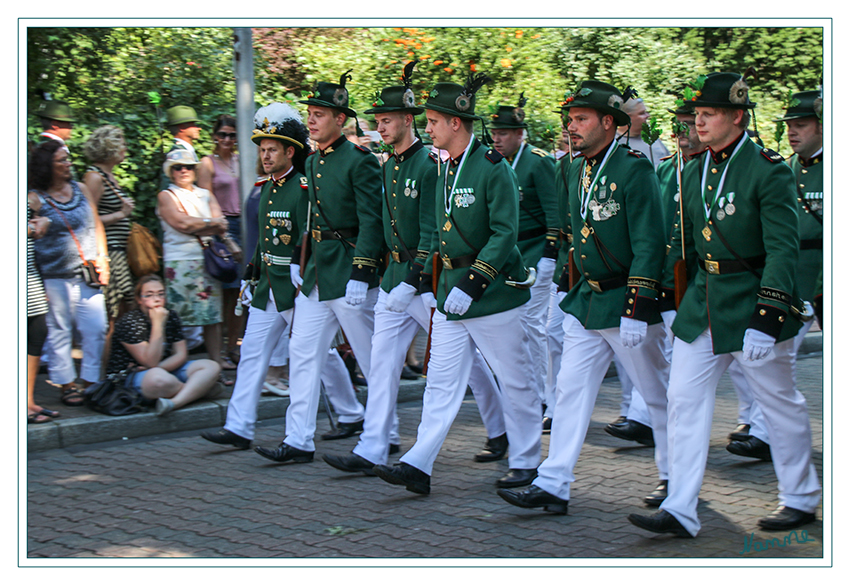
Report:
410,189,418,199
404,187,411,196
273,237,280,246
725,203,736,215
467,194,475,205
716,209,726,221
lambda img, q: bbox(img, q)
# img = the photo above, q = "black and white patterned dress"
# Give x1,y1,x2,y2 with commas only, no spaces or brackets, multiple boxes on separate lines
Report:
88,166,134,318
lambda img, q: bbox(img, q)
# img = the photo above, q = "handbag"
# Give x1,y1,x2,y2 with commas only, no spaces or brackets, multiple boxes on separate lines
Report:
42,193,103,287
83,368,144,416
127,223,162,277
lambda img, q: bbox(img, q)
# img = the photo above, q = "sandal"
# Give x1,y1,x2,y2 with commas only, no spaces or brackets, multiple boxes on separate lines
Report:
218,373,235,387
219,356,238,371
38,408,61,418
61,387,85,407
28,412,52,424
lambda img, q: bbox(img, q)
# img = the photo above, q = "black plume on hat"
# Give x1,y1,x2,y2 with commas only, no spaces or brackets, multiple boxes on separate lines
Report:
401,61,416,89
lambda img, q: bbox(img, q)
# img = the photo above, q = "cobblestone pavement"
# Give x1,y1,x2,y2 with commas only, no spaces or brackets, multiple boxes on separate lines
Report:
25,353,825,564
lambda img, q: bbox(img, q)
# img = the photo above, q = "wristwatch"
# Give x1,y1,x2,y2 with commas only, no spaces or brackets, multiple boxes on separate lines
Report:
203,218,211,224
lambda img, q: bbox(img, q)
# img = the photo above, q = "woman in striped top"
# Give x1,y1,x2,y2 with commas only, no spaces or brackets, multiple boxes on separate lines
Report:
83,126,135,355
27,201,56,423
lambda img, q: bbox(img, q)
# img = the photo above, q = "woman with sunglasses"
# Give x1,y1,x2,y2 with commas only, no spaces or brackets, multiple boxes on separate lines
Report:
107,274,221,415
198,115,244,368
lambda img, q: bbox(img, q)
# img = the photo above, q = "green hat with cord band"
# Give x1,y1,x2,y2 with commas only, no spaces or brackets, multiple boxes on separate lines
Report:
37,100,75,123
488,92,529,129
299,70,358,119
775,89,823,122
555,81,635,127
364,61,424,115
165,105,200,127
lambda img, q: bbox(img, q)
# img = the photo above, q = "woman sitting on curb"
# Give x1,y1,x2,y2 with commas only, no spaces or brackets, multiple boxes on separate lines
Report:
106,274,221,416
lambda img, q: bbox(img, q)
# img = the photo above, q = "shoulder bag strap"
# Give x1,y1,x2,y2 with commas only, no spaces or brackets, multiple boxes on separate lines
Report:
41,193,88,263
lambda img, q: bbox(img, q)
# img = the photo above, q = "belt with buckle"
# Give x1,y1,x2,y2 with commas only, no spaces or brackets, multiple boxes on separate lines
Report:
311,227,358,242
517,226,547,242
262,252,291,266
391,248,418,263
700,255,766,275
441,253,477,270
585,274,628,293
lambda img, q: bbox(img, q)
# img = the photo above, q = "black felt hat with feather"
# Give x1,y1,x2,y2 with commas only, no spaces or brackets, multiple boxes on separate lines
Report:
299,69,358,118
365,61,424,115
423,72,492,120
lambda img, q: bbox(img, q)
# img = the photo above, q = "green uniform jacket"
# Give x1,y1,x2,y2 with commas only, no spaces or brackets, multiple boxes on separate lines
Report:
561,141,666,329
380,140,438,294
300,135,384,301
656,153,681,234
508,144,560,267
672,135,802,354
553,154,576,290
789,151,823,302
245,168,307,312
431,138,530,320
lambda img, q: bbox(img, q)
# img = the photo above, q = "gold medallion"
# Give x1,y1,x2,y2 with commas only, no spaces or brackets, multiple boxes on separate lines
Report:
444,220,452,232
580,225,591,238
702,226,712,241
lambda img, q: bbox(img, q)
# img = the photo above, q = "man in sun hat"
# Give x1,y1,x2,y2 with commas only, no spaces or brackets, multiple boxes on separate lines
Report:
321,64,507,477
37,99,75,152
200,103,359,451
498,80,671,516
372,73,542,496
628,72,821,538
488,93,560,428
253,71,384,464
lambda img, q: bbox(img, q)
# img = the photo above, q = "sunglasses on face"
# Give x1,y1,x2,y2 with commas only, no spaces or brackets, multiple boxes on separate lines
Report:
172,165,196,172
216,132,237,140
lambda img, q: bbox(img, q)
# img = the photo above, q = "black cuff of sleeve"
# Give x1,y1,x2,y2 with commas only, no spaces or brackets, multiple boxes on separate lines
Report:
658,287,676,313
243,262,259,282
557,266,570,293
543,239,558,259
813,294,823,328
456,268,491,302
351,257,379,282
747,303,788,339
291,246,302,266
623,293,658,322
419,271,433,295
403,263,424,289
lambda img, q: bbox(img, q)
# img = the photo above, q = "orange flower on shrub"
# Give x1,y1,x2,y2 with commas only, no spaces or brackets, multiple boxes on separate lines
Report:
443,67,453,73
434,60,443,65
515,30,523,38
500,58,512,68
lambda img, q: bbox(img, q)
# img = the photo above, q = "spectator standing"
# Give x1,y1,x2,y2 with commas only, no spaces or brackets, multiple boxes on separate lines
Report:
28,140,109,406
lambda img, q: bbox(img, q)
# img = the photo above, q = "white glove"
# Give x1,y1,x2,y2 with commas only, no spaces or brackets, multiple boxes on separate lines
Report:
384,282,417,313
239,280,253,306
421,291,437,309
620,317,647,348
557,290,567,303
661,310,676,343
290,264,303,288
444,287,473,316
345,279,368,306
536,256,557,281
742,328,776,361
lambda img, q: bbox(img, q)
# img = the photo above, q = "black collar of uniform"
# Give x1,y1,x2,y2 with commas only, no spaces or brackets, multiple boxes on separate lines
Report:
801,147,823,168
583,139,615,167
271,165,296,185
319,134,348,157
394,138,424,163
448,137,482,167
708,132,745,164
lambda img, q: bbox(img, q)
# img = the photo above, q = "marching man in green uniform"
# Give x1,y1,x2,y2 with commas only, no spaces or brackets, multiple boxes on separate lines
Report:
254,72,384,463
488,93,560,417
372,73,542,495
322,63,505,475
498,81,672,515
200,103,357,450
629,72,821,537
725,89,825,461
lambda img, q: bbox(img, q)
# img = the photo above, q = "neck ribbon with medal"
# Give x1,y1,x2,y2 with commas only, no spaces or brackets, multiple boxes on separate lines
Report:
700,133,747,242
269,168,294,246
578,140,618,239
442,133,476,233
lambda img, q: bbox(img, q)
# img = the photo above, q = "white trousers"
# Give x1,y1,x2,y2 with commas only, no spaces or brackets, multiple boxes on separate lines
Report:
401,304,541,474
524,257,556,404
283,286,376,451
737,319,814,442
43,277,106,384
534,314,670,501
224,299,359,441
661,329,821,536
353,290,503,466
544,283,566,418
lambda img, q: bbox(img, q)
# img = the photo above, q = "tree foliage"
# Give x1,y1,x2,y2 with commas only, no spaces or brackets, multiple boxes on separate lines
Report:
28,26,823,229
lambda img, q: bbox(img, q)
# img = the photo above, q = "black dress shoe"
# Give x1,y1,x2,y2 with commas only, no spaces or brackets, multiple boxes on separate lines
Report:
610,415,628,425
373,462,430,494
389,443,400,455
542,417,552,434
497,485,568,515
628,510,693,538
644,480,668,507
757,506,816,531
604,419,655,447
253,442,314,463
400,365,420,380
496,468,538,488
322,453,376,475
728,423,751,442
200,428,251,450
474,433,508,462
407,363,423,375
321,420,364,441
726,436,772,461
